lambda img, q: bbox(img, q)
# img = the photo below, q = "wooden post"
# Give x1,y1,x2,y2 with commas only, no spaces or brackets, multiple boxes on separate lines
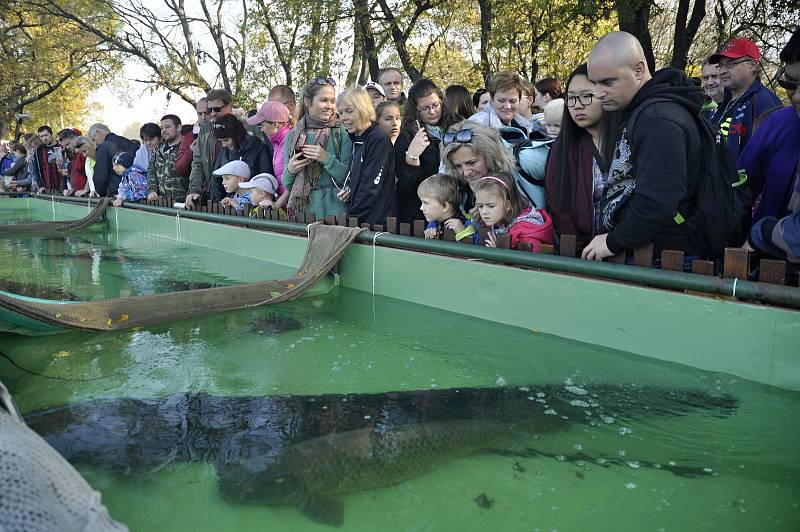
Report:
607,254,626,264
306,213,316,223
386,217,398,234
538,244,554,254
478,228,490,245
374,224,384,232
518,242,533,252
661,250,685,272
324,215,336,225
349,216,359,228
691,259,715,276
399,223,411,236
361,223,371,230
495,233,511,249
633,243,654,267
723,247,749,279
559,235,578,257
337,214,347,226
443,228,456,241
758,259,787,285
413,220,426,237
207,200,213,212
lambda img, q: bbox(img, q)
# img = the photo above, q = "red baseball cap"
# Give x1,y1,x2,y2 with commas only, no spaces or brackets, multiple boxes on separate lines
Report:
709,38,761,64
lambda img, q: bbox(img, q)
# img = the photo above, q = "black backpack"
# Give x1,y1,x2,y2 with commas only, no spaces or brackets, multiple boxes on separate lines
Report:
499,127,552,186
628,98,751,259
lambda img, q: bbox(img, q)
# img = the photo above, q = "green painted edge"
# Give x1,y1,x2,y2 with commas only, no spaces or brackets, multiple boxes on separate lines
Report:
10,199,800,391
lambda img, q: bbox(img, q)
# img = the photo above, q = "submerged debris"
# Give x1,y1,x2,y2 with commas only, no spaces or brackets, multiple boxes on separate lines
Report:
473,492,494,509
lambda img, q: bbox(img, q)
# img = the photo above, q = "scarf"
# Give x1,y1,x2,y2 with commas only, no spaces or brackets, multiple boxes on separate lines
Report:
287,114,337,212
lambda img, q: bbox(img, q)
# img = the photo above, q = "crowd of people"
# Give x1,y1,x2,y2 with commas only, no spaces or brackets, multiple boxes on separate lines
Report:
2,28,798,268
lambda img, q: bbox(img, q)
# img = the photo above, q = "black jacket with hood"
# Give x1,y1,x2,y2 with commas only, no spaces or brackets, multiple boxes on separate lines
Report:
95,132,138,197
348,123,397,226
604,68,704,256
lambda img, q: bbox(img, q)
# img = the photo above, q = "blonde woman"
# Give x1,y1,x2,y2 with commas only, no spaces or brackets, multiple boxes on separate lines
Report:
337,86,396,225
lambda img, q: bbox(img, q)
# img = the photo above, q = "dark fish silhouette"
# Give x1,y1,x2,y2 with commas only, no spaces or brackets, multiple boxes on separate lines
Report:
249,312,303,335
0,278,80,301
24,384,736,527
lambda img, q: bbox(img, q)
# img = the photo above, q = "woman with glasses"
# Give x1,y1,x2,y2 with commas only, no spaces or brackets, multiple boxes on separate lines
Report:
441,120,548,230
283,77,353,218
739,27,800,232
395,79,457,223
544,64,621,252
337,87,396,226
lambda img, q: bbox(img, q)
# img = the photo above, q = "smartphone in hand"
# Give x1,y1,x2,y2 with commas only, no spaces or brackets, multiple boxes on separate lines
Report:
294,147,306,160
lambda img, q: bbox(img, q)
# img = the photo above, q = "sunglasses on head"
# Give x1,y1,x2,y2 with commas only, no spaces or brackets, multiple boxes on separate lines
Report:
309,76,336,88
443,128,473,145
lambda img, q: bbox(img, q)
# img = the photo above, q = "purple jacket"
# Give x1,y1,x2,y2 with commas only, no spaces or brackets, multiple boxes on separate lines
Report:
738,107,800,224
748,158,800,263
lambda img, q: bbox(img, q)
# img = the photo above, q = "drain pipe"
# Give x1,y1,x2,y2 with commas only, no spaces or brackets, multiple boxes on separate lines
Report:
30,195,800,309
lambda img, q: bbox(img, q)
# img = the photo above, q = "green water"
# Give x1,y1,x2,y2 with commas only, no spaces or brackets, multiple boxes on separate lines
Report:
0,230,798,531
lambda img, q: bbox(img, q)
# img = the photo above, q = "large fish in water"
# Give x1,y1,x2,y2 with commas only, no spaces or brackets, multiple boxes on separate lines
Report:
24,384,736,527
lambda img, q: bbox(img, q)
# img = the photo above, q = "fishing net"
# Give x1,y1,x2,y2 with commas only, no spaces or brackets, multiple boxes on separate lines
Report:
0,197,110,236
0,222,363,331
0,380,127,531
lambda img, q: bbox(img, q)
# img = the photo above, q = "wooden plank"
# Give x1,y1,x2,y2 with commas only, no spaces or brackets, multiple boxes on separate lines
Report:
360,223,371,230
518,242,533,252
538,243,554,255
413,220,426,237
373,224,384,232
478,228,490,245
399,223,410,236
495,233,511,249
386,217,398,234
324,215,336,225
723,247,749,279
337,214,347,226
443,228,456,241
759,259,787,285
349,216,359,228
691,259,715,276
633,243,654,267
559,235,578,257
661,250,684,272
607,253,625,264
306,213,316,223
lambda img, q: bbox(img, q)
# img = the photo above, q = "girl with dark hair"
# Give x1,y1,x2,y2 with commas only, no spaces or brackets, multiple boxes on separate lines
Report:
534,77,564,109
544,64,621,251
473,88,491,113
282,77,353,218
395,79,457,223
213,113,274,184
445,85,476,121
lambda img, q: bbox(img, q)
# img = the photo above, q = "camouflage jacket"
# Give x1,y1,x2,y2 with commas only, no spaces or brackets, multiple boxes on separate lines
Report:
147,141,186,198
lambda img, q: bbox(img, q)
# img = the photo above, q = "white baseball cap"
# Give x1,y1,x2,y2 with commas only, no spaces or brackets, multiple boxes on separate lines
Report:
363,81,386,97
239,173,278,194
212,160,251,179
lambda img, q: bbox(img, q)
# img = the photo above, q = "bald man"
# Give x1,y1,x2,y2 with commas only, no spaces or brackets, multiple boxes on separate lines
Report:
582,31,706,262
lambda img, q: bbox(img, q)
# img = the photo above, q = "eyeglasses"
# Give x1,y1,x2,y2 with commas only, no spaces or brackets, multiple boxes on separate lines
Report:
717,58,752,71
262,121,286,126
310,76,336,88
443,128,472,145
417,100,441,114
566,94,595,107
778,75,799,91
208,106,225,113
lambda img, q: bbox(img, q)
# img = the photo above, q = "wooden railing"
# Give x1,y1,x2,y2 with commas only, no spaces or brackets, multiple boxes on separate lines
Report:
146,197,797,288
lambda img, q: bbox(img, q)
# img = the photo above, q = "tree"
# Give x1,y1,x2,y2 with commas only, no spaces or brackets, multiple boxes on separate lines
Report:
0,0,117,139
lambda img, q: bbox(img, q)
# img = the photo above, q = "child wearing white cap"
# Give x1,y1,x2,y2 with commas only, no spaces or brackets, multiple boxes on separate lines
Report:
215,160,253,211
239,173,282,217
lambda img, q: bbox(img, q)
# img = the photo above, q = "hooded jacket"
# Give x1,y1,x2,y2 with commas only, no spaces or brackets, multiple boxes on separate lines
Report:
602,68,705,256
214,134,275,187
347,123,397,226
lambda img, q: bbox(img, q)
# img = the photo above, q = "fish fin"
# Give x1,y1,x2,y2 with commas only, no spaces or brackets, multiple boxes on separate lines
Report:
298,495,345,527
